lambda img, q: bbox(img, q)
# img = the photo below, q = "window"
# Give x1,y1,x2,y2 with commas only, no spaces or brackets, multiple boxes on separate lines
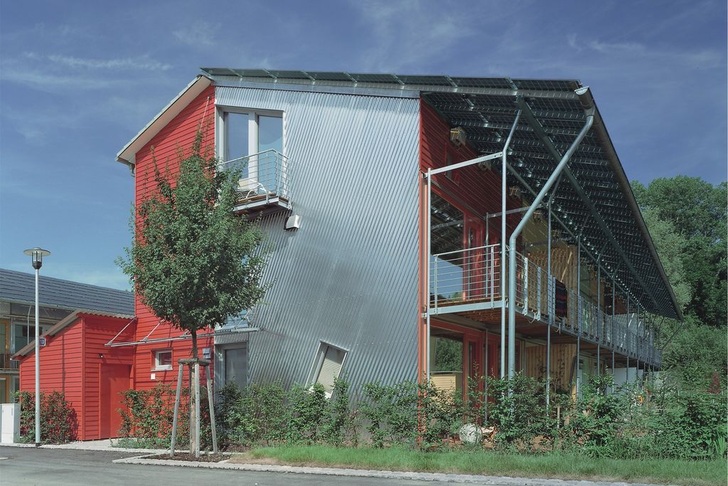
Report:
218,109,283,194
311,343,347,395
154,349,173,370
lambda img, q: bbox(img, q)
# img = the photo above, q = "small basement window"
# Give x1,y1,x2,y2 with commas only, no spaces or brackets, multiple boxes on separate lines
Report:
154,349,173,370
311,343,347,395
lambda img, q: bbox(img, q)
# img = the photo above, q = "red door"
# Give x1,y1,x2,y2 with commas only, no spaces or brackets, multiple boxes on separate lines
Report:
99,364,130,439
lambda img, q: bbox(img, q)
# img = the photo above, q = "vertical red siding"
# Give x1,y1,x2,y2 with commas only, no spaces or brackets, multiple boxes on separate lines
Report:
132,85,215,391
419,100,521,229
18,314,135,440
81,314,134,439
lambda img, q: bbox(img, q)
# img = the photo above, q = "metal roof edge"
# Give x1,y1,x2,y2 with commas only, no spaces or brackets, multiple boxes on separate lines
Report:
116,75,212,165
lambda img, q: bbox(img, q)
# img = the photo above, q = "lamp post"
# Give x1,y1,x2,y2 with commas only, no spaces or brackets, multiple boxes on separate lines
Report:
23,247,50,447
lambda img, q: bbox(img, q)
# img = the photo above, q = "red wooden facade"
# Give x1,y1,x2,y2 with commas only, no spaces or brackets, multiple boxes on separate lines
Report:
418,100,524,381
130,84,216,391
16,86,218,439
17,312,134,440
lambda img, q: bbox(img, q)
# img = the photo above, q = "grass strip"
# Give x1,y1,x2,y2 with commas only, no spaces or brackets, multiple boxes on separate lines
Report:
234,445,727,486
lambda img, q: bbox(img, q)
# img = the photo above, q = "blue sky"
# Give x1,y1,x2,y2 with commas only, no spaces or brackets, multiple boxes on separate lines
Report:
0,0,725,290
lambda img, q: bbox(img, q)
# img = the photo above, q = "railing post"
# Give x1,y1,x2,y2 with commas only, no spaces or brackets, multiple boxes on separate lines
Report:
536,266,542,317
433,257,438,310
523,256,529,312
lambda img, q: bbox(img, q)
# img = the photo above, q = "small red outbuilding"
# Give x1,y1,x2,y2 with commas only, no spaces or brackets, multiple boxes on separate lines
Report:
15,311,136,440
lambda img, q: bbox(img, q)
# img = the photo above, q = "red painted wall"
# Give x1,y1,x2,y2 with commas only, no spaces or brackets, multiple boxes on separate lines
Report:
131,85,216,390
419,100,522,234
18,313,135,440
417,100,523,380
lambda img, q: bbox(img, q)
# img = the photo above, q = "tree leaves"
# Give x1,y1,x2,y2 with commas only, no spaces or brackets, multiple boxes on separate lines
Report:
118,138,267,357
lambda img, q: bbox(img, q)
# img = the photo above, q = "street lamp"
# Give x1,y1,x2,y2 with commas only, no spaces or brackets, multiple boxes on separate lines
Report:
23,247,50,447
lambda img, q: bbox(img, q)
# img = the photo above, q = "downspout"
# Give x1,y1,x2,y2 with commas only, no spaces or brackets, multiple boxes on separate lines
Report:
501,109,522,378
546,200,552,408
426,168,432,383
507,88,595,379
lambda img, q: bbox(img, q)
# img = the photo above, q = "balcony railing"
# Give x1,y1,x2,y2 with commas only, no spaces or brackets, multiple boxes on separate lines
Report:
0,353,19,370
220,149,291,211
429,246,661,367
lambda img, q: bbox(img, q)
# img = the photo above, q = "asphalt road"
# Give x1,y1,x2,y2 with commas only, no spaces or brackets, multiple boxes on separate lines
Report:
0,446,445,486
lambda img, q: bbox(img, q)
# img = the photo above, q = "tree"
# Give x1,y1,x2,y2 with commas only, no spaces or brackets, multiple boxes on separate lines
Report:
119,135,267,451
120,136,267,357
632,177,727,390
632,177,726,327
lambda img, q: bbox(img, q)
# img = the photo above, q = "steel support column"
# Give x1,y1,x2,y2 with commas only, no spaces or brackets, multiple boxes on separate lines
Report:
507,89,594,379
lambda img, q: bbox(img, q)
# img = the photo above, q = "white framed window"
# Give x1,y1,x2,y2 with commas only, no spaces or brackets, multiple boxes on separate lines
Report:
310,342,347,395
154,349,173,370
217,108,283,191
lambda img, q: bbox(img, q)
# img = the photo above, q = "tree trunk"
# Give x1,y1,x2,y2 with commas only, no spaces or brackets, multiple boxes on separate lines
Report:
189,330,199,456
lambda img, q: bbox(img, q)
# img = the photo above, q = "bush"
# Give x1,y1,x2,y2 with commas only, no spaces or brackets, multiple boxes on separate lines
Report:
211,375,726,460
360,381,419,448
17,391,78,444
216,381,289,447
562,375,623,456
485,374,554,451
119,383,212,449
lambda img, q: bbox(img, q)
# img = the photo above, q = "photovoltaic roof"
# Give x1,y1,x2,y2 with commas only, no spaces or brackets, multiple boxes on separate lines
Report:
200,68,682,320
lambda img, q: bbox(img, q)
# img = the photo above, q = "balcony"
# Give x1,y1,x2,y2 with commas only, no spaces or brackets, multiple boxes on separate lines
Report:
0,353,19,371
220,149,291,213
429,244,661,367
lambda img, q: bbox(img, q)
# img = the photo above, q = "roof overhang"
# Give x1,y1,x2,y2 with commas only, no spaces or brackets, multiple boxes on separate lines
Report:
116,75,212,167
130,68,680,321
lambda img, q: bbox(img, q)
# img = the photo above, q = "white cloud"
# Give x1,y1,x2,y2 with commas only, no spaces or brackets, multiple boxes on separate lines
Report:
47,54,172,71
173,21,218,47
588,40,646,54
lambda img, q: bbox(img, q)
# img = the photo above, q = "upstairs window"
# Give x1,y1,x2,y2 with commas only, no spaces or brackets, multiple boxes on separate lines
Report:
219,110,282,183
218,109,288,208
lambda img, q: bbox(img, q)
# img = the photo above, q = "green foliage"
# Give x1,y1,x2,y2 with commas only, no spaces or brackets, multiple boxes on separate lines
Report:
485,374,554,450
563,375,622,456
321,378,355,446
632,177,727,327
416,381,466,450
660,320,727,391
17,391,78,444
118,384,212,450
288,383,327,444
209,375,726,461
216,381,289,447
118,135,267,357
360,381,419,448
431,337,462,372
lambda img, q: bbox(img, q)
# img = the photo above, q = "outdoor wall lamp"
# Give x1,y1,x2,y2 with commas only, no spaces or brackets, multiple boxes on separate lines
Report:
23,247,50,447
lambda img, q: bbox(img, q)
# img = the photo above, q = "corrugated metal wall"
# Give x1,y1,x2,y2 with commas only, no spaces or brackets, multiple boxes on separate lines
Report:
216,87,421,395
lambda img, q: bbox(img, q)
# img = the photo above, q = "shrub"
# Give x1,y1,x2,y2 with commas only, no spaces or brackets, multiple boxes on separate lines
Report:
360,381,419,448
563,375,623,457
17,391,78,444
216,381,289,447
485,374,554,451
119,383,212,449
321,378,356,446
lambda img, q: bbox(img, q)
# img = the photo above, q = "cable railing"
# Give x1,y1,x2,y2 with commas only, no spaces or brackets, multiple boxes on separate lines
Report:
219,149,290,210
429,246,661,366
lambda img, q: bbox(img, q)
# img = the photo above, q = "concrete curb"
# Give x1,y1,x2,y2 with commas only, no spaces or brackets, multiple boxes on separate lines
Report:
113,454,659,486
